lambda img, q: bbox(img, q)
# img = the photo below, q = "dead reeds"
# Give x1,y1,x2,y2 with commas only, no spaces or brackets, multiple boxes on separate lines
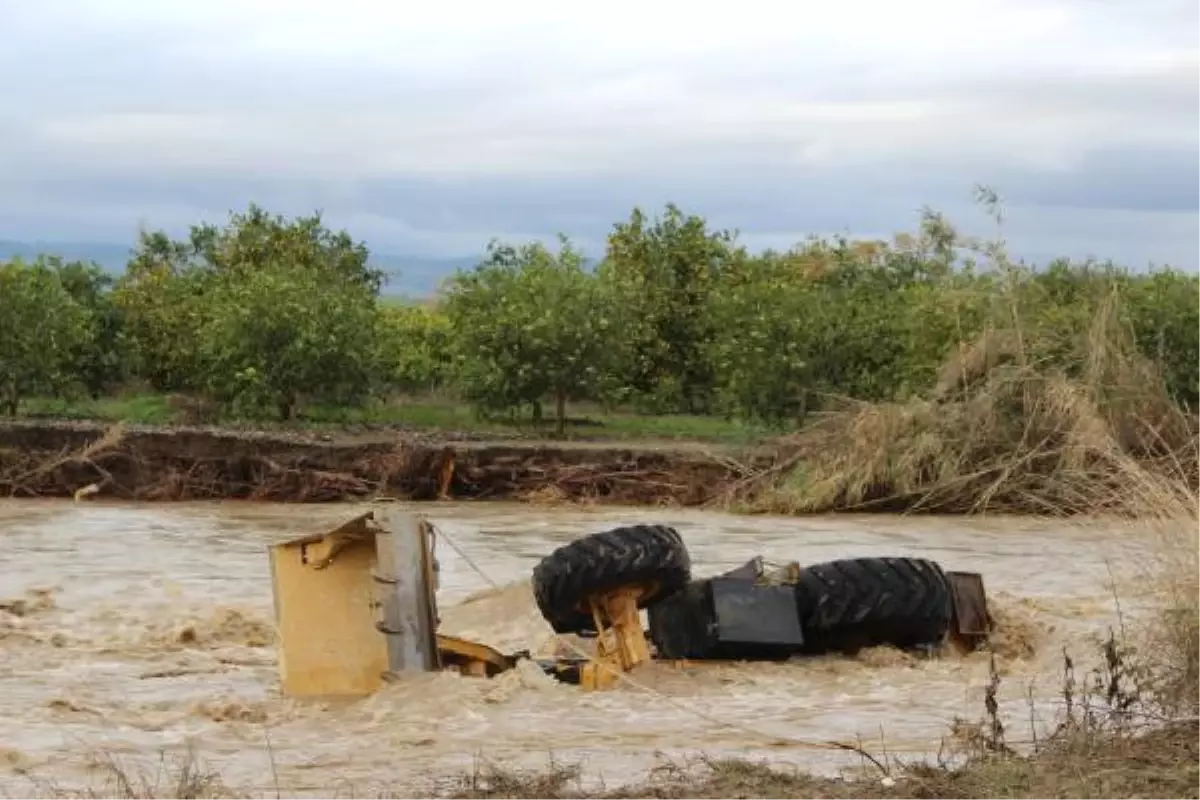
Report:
729,290,1198,516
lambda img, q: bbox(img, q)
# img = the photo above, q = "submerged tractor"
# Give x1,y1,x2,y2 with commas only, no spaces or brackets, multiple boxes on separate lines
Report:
525,524,994,689
267,510,994,697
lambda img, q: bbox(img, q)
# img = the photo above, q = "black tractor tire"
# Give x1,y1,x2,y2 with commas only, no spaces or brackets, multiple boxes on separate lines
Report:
532,524,692,636
792,556,953,654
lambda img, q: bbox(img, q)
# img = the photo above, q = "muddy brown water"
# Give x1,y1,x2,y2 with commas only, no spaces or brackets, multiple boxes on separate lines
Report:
0,500,1156,796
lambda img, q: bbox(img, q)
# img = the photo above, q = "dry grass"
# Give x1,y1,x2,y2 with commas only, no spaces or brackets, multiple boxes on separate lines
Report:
42,719,1195,800
704,277,1199,797
22,748,230,799
731,291,1198,515
1147,556,1199,716
728,295,1199,773
444,722,1199,798
1126,491,1199,717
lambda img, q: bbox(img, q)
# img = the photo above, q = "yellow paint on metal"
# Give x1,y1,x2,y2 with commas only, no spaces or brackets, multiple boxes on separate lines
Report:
578,585,651,691
436,633,517,677
578,661,620,690
269,512,389,698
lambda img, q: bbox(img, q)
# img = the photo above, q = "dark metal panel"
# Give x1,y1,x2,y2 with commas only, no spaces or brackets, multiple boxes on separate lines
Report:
647,580,718,660
711,578,805,647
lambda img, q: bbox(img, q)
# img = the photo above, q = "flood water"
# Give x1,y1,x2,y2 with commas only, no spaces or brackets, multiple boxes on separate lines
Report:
0,499,1156,796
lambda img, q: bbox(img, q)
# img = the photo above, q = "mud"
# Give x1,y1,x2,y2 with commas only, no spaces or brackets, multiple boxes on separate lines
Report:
0,419,764,505
0,499,1158,797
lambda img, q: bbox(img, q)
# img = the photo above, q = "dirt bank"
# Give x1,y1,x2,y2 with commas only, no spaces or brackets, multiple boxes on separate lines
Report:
0,420,767,504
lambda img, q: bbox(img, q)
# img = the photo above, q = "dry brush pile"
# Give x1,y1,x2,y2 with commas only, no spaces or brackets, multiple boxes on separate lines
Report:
715,281,1200,796
728,292,1198,516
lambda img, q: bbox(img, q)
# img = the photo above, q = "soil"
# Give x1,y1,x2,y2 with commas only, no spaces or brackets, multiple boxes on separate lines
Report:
0,419,773,504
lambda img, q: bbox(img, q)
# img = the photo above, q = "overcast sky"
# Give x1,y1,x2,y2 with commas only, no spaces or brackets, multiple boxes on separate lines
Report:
1,0,1197,269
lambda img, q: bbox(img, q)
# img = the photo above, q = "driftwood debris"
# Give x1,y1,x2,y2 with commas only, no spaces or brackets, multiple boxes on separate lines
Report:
0,421,753,505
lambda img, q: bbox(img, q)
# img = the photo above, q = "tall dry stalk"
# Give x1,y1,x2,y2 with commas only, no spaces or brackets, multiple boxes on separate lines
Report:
1102,450,1200,717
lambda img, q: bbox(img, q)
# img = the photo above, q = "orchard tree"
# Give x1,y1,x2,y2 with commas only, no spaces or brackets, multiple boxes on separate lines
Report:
0,259,93,415
181,204,384,293
123,206,383,291
113,261,212,392
443,237,618,435
115,204,384,402
199,263,379,420
599,204,737,413
374,301,454,396
707,253,814,422
117,226,233,392
43,257,128,398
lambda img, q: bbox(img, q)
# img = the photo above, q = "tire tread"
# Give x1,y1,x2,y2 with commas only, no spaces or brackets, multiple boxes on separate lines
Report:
793,556,952,653
532,524,691,635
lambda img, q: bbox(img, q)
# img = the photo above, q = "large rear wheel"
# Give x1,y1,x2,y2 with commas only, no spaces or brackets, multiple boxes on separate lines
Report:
792,556,953,654
532,524,692,636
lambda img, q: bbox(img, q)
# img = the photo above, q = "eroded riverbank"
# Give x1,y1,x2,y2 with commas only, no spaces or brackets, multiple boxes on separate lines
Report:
0,499,1157,797
0,420,763,505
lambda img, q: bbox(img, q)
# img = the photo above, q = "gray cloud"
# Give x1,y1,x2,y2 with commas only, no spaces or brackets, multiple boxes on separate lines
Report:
0,0,1196,271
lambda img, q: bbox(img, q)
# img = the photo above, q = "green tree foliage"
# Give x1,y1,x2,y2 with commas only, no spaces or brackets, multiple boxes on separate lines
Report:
375,302,454,396
600,204,736,413
42,257,128,398
0,259,93,415
707,252,813,422
123,205,382,292
200,263,378,420
189,205,383,293
113,204,383,418
1117,269,1199,409
115,229,222,392
9,200,1197,429
114,262,211,392
443,237,618,434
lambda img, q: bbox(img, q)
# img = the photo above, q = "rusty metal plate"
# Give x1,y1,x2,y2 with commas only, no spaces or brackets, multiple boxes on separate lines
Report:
946,570,991,636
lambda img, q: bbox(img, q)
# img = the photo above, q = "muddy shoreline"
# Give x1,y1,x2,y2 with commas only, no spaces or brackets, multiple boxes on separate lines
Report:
0,419,771,504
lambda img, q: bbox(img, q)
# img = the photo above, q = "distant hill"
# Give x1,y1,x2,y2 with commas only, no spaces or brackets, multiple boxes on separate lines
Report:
0,239,133,273
0,239,479,297
368,253,480,297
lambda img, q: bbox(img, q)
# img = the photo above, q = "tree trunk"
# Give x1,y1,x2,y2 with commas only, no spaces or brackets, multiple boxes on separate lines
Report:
555,388,567,438
3,379,17,417
277,392,295,422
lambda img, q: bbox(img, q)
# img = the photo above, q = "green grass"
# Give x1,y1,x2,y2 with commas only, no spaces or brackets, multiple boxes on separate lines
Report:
19,393,179,425
12,392,776,445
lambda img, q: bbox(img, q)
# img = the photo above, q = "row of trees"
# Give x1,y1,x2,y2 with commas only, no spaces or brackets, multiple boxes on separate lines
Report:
2,202,1197,431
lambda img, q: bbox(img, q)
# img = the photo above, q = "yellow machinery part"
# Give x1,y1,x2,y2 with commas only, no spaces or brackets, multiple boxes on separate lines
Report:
577,584,652,691
436,633,518,677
